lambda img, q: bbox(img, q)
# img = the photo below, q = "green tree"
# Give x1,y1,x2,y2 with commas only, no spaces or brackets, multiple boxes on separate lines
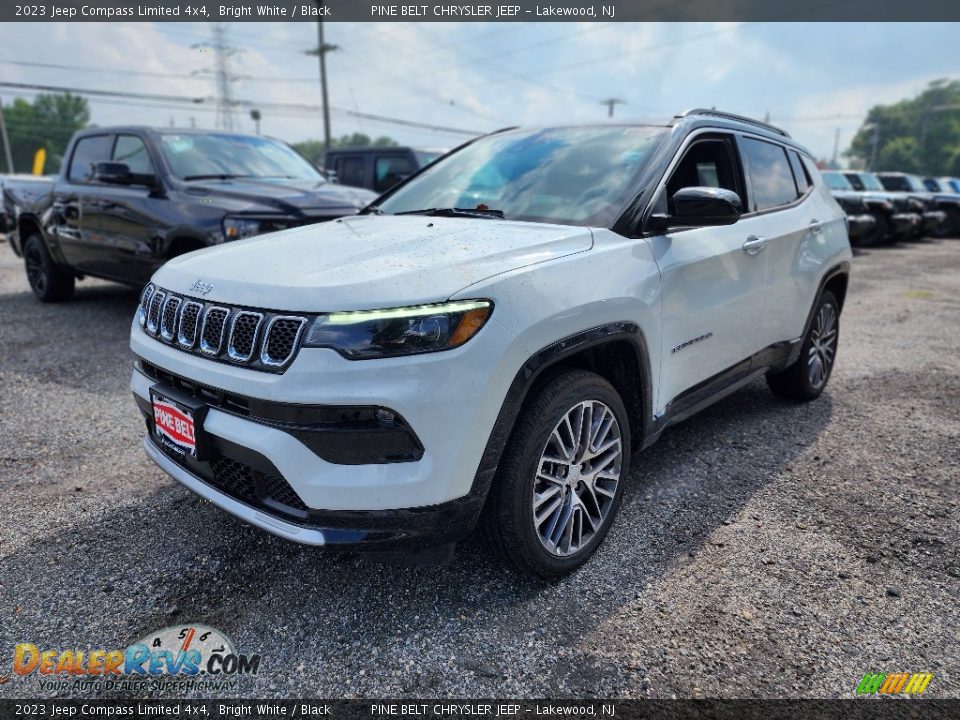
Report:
293,133,398,165
3,93,90,174
847,79,960,175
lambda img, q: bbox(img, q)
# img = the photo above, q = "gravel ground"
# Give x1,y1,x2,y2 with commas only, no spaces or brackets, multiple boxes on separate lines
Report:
0,237,957,700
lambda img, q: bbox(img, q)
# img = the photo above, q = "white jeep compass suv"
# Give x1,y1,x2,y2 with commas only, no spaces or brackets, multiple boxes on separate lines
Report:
131,110,851,578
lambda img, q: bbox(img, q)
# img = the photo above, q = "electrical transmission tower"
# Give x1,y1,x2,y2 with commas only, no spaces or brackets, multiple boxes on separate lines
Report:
193,23,244,131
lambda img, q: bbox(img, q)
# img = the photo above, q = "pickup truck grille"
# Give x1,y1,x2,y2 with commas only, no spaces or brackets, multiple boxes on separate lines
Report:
138,284,307,373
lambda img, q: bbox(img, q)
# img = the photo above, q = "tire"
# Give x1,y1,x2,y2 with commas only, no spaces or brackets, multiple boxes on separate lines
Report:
23,234,74,302
483,369,631,579
767,290,839,402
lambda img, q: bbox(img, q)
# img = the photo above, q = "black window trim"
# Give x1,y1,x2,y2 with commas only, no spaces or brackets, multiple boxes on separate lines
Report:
66,132,115,186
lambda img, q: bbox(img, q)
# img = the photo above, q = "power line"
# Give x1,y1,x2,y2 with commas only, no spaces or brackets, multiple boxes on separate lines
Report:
0,81,484,136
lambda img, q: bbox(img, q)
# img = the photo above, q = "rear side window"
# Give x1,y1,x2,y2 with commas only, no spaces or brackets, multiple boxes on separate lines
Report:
113,135,155,176
741,137,799,211
374,155,414,193
68,135,113,183
335,156,365,187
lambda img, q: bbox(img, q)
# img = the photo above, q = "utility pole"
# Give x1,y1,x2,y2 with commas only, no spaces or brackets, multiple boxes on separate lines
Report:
307,14,338,150
831,127,840,166
600,98,625,118
0,98,13,173
869,125,880,171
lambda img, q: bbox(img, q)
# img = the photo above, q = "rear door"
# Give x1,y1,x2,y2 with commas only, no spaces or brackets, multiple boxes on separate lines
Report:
737,136,818,348
54,134,112,271
647,132,769,410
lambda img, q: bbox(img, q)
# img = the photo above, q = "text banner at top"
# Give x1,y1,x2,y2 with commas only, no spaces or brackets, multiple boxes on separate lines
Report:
5,0,960,22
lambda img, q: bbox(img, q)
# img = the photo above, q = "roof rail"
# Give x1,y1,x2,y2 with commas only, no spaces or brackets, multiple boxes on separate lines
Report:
673,108,791,138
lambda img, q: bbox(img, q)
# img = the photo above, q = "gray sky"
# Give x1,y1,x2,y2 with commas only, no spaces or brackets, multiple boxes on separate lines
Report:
1,21,956,160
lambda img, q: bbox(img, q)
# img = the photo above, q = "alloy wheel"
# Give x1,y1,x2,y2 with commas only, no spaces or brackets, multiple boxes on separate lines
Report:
807,303,837,390
532,400,623,557
25,243,47,295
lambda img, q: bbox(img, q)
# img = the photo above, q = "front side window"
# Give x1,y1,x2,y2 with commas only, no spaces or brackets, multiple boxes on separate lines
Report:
68,135,113,183
663,137,742,214
741,138,799,211
376,126,666,227
113,135,154,176
158,133,324,182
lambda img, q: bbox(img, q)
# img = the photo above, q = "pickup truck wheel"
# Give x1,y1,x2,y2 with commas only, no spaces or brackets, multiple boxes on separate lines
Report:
483,369,631,578
767,290,839,401
24,234,74,302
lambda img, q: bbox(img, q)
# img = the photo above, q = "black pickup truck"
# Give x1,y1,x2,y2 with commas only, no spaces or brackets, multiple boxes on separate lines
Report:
4,127,376,302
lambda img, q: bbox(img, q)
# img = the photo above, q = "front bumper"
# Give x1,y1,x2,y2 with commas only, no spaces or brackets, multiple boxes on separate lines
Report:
891,213,921,235
131,315,528,548
142,436,483,551
845,214,875,239
922,210,947,232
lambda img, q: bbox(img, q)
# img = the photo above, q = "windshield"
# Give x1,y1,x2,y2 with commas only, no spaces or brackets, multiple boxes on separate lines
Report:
159,133,324,182
906,175,928,192
858,173,884,191
823,172,852,190
377,126,667,227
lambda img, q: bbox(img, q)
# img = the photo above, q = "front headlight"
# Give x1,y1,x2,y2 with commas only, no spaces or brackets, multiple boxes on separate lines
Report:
303,300,492,359
222,216,263,240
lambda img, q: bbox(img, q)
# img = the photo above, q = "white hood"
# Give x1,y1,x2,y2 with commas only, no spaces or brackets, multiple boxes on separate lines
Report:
154,215,593,311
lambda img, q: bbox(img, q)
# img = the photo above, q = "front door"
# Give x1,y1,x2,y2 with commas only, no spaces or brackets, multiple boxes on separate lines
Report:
646,133,769,412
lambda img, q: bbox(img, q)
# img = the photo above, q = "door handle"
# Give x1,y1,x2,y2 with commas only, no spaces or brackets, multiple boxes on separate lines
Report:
743,235,768,255
809,219,824,234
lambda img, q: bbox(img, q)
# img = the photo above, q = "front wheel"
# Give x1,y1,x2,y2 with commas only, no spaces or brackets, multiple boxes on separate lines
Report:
767,290,839,401
483,369,631,578
24,234,75,302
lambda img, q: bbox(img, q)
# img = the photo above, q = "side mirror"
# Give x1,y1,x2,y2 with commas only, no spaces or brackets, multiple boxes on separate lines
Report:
94,162,157,189
94,162,133,184
650,187,743,230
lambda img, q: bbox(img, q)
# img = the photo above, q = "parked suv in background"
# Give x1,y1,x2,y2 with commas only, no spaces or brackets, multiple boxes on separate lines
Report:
876,171,955,237
820,171,877,245
841,170,923,242
4,127,376,301
324,146,446,193
132,110,851,577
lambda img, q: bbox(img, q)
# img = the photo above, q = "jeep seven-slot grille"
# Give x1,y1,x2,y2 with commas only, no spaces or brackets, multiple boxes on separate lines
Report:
177,301,202,348
227,312,263,362
137,284,308,373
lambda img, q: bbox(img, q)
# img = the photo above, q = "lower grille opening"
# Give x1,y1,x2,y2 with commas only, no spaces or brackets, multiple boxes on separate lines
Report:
154,436,309,521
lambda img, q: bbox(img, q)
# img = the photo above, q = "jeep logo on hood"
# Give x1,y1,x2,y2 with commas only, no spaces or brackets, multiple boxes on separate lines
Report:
189,279,213,296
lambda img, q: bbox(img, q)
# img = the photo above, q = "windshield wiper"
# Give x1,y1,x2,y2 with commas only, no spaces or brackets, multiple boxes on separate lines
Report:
182,173,256,181
394,207,505,219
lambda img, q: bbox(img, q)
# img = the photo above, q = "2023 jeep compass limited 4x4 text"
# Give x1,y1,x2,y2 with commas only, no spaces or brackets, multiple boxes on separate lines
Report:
131,110,851,578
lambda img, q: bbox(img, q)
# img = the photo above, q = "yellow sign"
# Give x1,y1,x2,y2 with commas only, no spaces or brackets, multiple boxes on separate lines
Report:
32,148,46,175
